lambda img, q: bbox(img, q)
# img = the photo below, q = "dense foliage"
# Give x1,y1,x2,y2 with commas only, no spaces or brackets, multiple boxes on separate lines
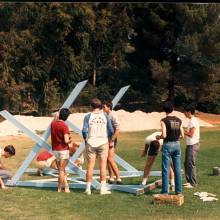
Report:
1,3,220,114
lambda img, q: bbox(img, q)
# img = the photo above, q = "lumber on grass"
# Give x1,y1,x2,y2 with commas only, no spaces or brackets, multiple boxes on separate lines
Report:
153,194,184,206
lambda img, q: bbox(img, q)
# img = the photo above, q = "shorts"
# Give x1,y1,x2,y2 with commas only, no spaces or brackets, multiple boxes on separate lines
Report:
35,156,56,169
85,143,109,160
148,144,159,156
53,150,69,160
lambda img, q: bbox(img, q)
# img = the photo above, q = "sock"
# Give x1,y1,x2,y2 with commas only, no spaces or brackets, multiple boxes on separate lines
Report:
170,179,175,186
101,181,107,190
142,178,148,185
116,178,122,182
86,182,91,191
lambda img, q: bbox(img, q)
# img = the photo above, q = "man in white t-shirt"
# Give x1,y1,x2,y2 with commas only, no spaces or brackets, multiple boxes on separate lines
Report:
82,98,114,195
183,104,200,188
142,132,175,191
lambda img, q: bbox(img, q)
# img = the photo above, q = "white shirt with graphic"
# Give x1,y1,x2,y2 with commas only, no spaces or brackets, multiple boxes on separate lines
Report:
186,116,200,145
87,112,109,148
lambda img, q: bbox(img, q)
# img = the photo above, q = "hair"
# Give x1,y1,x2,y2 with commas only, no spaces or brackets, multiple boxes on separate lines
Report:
163,101,174,114
103,100,113,110
90,98,102,109
59,108,70,121
4,145,16,156
184,104,195,115
141,140,160,157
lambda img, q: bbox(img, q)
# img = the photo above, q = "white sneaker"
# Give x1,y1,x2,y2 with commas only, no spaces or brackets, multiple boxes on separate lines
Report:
100,189,111,195
184,184,194,189
183,182,190,186
84,189,91,195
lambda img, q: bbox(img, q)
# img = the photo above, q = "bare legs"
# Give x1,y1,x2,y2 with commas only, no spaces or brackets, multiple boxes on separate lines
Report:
107,147,121,182
57,159,69,193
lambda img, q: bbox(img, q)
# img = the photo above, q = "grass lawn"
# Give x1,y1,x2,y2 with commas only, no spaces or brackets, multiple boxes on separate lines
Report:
0,128,219,220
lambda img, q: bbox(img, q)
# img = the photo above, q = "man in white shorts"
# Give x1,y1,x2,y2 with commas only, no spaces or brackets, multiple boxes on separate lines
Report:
51,108,71,193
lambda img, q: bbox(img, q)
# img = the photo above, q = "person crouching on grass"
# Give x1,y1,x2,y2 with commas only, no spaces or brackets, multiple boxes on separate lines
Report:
141,132,175,191
51,108,72,193
0,145,16,191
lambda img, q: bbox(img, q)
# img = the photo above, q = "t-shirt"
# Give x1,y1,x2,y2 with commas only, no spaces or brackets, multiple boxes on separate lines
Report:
186,116,200,145
108,111,120,131
161,116,182,142
36,150,53,161
144,132,163,146
51,120,69,151
87,112,109,148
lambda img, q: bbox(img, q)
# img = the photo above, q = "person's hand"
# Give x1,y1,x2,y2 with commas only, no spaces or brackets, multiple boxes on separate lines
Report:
156,135,161,140
109,141,114,148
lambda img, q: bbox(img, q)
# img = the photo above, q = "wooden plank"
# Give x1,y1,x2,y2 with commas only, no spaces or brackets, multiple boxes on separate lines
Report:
153,194,184,206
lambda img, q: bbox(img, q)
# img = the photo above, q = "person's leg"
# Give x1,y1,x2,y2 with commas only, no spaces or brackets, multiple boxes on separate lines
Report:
107,147,121,183
161,143,171,194
184,145,191,184
169,160,175,191
0,176,8,190
172,142,182,194
142,155,156,185
0,169,12,181
107,161,114,183
184,144,200,187
99,143,111,195
85,144,96,194
58,159,69,193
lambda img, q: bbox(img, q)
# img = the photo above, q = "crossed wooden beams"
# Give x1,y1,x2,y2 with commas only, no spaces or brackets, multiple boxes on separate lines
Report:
0,80,161,195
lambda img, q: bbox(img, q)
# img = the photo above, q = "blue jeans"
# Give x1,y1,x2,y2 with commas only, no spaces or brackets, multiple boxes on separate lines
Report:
161,141,182,194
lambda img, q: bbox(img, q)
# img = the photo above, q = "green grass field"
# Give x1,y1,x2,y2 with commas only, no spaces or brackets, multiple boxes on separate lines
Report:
0,128,219,220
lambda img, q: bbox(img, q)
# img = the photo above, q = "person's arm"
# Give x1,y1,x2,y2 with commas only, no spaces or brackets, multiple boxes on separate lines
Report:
142,144,149,157
111,129,120,142
184,123,195,137
0,160,7,170
63,123,71,145
64,133,71,145
159,121,166,139
111,113,120,142
180,124,185,139
106,114,114,147
82,114,90,142
0,177,6,189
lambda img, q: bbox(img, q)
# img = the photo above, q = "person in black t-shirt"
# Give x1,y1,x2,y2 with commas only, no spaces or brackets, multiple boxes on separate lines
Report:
158,101,184,195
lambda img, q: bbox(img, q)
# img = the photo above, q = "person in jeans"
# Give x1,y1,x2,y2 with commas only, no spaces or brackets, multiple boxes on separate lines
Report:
183,104,200,188
158,101,184,195
82,98,114,195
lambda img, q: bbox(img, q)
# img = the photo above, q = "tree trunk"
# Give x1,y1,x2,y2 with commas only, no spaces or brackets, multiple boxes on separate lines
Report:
92,62,96,87
167,76,175,104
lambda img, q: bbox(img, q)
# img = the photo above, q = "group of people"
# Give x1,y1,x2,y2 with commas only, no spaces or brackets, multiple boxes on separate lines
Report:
38,98,121,194
0,99,200,197
142,101,200,195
